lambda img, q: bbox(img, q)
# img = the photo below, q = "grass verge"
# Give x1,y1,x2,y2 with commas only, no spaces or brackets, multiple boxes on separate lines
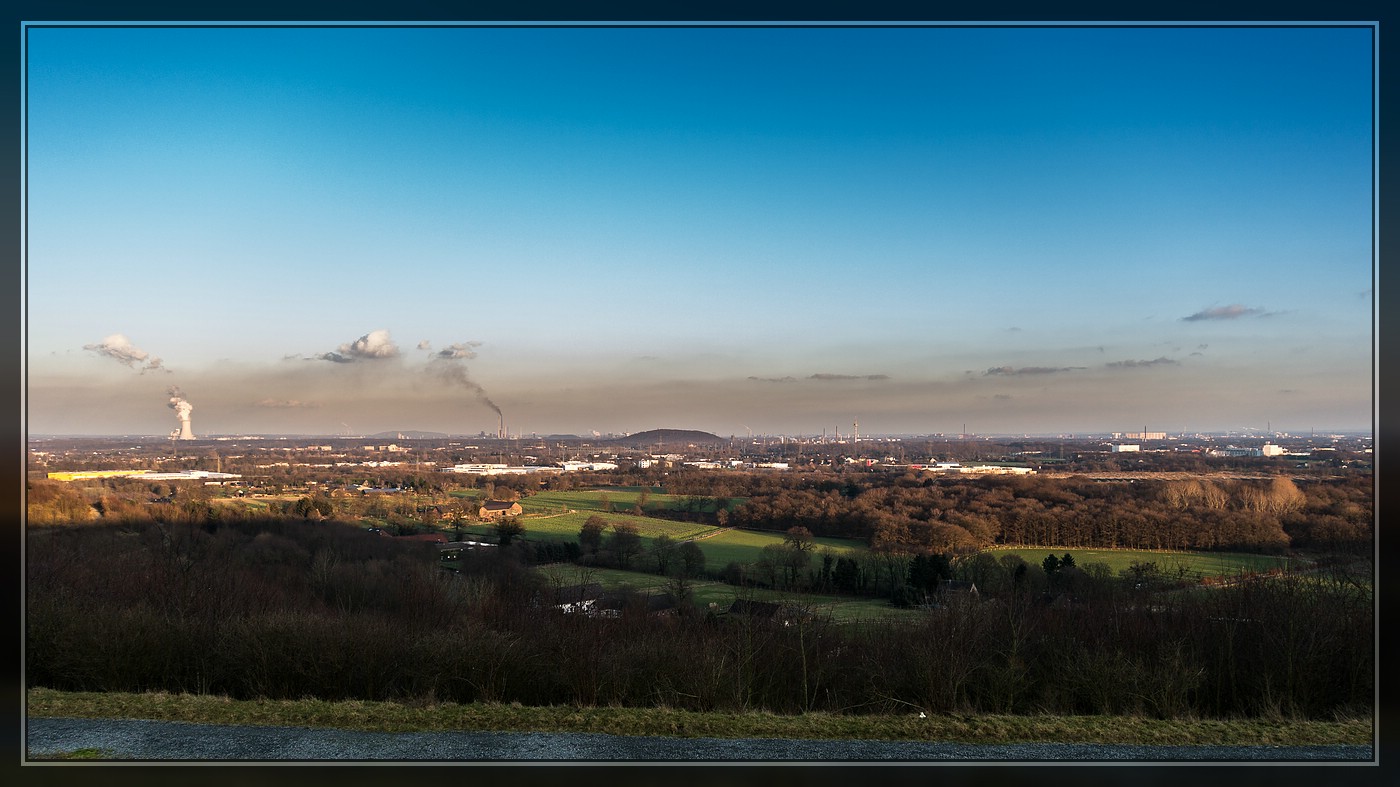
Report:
27,688,1371,746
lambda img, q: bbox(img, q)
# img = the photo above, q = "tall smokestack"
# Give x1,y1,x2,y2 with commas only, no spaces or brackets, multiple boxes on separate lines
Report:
499,413,505,440
168,387,195,440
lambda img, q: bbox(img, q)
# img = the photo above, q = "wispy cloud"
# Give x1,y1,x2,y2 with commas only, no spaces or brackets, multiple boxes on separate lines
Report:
254,398,321,409
83,334,166,373
748,373,891,383
416,340,432,351
436,341,481,360
809,373,890,381
1181,304,1263,322
983,366,1082,376
1104,357,1179,369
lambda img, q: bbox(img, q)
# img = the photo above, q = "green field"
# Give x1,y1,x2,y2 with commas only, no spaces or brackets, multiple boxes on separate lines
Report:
542,565,672,591
688,583,919,624
541,565,918,624
980,546,1298,579
451,488,756,547
461,510,718,547
520,489,747,516
688,528,866,568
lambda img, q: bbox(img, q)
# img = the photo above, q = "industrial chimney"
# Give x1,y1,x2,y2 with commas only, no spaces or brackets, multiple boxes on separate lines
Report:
168,387,195,440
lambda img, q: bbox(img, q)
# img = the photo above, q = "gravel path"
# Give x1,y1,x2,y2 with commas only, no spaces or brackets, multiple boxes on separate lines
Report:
25,717,1374,762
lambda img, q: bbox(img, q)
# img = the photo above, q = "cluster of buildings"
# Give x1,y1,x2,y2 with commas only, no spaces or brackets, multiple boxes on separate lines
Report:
1207,444,1294,458
907,462,1035,476
438,460,625,476
46,469,243,484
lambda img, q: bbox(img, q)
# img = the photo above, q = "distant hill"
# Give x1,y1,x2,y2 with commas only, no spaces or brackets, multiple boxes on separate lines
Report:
613,428,724,446
367,430,450,440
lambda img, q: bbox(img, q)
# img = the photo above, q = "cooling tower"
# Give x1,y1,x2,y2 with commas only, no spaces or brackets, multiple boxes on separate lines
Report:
168,388,195,440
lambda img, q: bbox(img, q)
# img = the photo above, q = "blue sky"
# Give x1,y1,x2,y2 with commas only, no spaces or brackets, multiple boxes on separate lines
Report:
24,25,1374,437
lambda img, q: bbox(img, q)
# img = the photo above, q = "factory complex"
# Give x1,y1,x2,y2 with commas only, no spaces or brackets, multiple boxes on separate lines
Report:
46,469,243,483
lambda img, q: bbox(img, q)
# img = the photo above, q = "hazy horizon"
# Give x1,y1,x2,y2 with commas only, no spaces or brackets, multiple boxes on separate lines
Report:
24,25,1375,438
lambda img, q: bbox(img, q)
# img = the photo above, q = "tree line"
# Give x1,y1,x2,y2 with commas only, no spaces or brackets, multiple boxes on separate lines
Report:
724,473,1371,554
27,518,1371,721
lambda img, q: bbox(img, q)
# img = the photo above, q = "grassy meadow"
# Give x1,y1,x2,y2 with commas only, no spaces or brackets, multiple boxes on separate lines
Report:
687,527,865,567
537,565,921,624
461,510,717,545
449,488,1315,614
520,488,747,515
981,545,1299,579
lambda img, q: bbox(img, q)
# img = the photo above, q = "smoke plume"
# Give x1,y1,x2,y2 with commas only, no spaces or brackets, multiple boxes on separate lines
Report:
432,341,501,417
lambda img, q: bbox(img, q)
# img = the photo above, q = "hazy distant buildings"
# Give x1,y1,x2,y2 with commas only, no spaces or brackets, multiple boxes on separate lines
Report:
559,461,619,472
915,462,1034,476
1209,443,1289,458
440,460,621,474
47,469,242,482
440,463,558,476
1113,431,1166,440
1110,444,1141,453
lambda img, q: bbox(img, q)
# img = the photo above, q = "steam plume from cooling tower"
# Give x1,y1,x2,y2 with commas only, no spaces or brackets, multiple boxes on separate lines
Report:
168,386,195,440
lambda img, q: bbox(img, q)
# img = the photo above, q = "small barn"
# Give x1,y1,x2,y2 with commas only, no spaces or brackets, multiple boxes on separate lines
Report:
478,500,523,519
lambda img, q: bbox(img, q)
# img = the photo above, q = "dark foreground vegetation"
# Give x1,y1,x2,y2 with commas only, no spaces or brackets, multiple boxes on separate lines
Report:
28,688,1370,746
27,517,1371,721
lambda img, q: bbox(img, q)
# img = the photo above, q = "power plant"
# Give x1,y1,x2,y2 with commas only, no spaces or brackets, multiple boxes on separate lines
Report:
168,387,195,440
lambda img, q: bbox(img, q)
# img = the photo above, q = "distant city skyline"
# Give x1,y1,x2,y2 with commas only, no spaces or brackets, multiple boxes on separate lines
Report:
24,24,1375,437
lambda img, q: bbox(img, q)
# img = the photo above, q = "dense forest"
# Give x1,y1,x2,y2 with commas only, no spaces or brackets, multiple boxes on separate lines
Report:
27,518,1372,721
708,473,1373,554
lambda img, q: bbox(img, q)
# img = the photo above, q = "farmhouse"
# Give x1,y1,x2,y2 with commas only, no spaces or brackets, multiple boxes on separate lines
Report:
938,579,979,596
549,583,606,614
477,500,523,519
